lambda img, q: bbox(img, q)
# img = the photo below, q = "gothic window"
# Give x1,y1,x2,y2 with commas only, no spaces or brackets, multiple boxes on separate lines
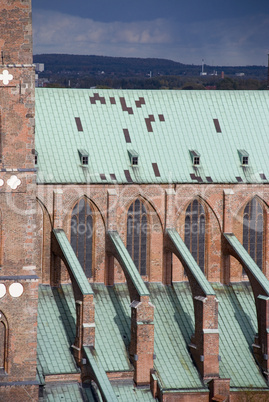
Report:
243,198,263,270
184,199,206,272
127,199,148,276
0,322,5,371
0,312,8,373
71,198,93,278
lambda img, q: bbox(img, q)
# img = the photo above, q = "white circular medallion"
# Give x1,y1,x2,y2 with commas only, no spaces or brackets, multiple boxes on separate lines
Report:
9,283,24,298
0,284,6,298
0,179,4,187
0,69,13,85
7,175,21,190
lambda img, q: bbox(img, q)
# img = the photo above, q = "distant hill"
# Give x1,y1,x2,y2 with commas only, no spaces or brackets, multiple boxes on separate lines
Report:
33,54,267,79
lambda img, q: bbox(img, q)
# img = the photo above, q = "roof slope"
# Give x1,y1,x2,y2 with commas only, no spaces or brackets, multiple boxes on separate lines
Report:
213,282,268,389
35,89,269,185
42,382,93,402
149,282,206,391
37,285,79,377
37,282,268,394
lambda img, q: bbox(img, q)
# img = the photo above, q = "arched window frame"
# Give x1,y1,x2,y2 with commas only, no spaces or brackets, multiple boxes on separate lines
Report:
126,198,149,277
0,311,8,373
0,210,2,268
184,199,206,273
243,197,264,271
70,197,94,279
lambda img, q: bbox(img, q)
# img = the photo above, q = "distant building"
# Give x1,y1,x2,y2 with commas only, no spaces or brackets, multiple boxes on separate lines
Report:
35,63,45,73
200,59,207,75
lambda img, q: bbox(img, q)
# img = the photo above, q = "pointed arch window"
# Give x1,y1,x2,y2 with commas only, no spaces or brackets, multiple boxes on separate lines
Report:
71,198,93,278
243,198,263,270
0,312,8,373
127,199,148,276
184,199,206,272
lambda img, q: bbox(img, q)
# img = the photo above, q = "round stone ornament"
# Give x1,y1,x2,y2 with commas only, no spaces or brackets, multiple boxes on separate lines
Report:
9,283,24,298
0,284,6,298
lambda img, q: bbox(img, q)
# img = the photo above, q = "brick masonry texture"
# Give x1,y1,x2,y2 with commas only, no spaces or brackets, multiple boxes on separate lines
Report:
36,183,269,284
1,0,269,400
0,1,39,399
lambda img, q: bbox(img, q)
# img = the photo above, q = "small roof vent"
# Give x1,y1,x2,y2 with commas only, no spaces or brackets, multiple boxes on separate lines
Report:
189,150,200,166
238,149,249,166
34,150,38,165
128,149,139,166
78,149,89,166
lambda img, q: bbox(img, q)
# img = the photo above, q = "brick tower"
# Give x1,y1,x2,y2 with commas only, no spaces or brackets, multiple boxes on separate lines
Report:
0,1,39,400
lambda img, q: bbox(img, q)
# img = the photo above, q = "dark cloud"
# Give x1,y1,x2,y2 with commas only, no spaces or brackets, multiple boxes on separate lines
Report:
32,0,269,23
32,2,269,65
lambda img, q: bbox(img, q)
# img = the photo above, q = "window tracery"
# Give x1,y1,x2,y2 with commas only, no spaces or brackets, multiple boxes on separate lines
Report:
243,198,263,270
71,198,93,278
184,199,205,272
127,199,148,275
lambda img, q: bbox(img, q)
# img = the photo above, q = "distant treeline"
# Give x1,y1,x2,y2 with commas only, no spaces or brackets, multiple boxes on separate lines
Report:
34,54,267,79
33,54,268,90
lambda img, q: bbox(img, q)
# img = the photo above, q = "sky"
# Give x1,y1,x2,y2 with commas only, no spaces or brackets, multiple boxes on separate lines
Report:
32,0,269,66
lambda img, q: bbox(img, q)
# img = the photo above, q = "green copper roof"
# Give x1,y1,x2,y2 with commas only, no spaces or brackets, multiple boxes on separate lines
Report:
149,282,207,391
53,229,94,295
37,282,268,393
37,285,79,377
213,283,268,389
35,88,269,185
92,283,133,372
108,231,150,296
43,382,92,401
224,233,269,296
166,229,215,295
83,346,118,402
111,380,155,401
92,282,205,390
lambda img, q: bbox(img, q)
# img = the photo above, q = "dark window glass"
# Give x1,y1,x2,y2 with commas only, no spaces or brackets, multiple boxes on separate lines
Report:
185,216,191,250
0,322,5,370
82,156,88,165
71,198,93,278
243,198,263,270
127,199,148,275
184,200,205,272
199,215,205,272
242,156,248,165
132,156,138,165
193,156,200,165
141,215,147,276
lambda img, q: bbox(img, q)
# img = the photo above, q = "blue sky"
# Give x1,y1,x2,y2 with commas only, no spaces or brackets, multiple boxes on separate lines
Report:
32,1,269,66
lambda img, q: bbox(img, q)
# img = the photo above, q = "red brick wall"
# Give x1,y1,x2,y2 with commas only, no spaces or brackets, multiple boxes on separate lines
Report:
230,391,269,401
0,384,38,402
0,0,38,393
37,183,269,285
0,280,38,380
0,0,32,65
161,391,209,401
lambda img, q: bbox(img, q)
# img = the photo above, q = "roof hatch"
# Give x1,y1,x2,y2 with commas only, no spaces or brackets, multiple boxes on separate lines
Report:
189,150,200,166
238,149,249,166
128,149,139,166
78,149,89,166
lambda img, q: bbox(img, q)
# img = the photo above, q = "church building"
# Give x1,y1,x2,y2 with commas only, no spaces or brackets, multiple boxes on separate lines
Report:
1,1,269,401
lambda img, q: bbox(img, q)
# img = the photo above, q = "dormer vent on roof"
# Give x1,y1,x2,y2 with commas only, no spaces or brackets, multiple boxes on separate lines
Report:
189,150,200,166
33,149,38,165
128,150,139,167
78,149,89,166
238,149,249,166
